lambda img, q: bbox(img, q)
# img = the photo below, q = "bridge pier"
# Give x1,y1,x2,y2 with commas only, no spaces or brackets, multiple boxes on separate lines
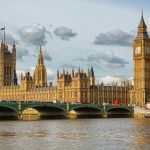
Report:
18,113,22,120
103,113,107,118
68,110,77,119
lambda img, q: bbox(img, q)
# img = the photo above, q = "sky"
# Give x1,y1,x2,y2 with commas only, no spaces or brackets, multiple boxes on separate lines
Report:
0,0,149,85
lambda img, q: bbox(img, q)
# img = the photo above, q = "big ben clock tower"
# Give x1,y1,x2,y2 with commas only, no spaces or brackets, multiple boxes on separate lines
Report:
133,12,150,106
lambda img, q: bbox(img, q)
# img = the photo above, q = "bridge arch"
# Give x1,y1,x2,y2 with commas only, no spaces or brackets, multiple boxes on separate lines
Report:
106,107,133,118
22,104,67,119
0,105,18,120
70,105,103,118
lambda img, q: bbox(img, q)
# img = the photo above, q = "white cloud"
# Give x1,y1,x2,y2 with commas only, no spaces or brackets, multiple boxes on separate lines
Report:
60,63,78,69
17,48,29,60
19,23,51,45
54,26,77,41
99,75,122,85
16,69,25,84
47,68,54,77
74,51,129,69
43,51,52,61
16,70,25,76
94,29,134,46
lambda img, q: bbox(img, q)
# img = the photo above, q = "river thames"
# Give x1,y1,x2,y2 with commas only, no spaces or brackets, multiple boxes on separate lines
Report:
0,118,149,150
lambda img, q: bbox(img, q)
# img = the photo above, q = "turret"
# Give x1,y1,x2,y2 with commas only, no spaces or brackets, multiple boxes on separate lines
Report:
66,69,68,75
91,66,94,77
13,69,17,85
21,72,23,80
88,67,90,77
5,42,8,51
12,42,16,82
88,66,95,86
57,70,59,78
21,71,34,90
12,42,16,55
81,68,83,73
72,69,74,77
1,40,5,53
78,67,80,76
63,69,65,75
0,41,8,52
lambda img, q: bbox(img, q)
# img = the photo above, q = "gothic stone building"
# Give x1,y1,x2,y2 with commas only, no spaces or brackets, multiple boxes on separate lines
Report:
2,13,150,106
0,43,131,104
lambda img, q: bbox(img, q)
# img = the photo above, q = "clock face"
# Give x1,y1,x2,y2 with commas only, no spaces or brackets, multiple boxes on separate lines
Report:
135,47,141,55
146,47,150,54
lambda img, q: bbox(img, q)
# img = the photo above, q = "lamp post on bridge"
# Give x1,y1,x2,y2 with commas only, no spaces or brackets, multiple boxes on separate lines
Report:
18,100,22,120
66,98,69,117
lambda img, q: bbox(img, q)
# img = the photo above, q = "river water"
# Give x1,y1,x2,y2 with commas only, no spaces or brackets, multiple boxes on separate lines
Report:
0,118,149,150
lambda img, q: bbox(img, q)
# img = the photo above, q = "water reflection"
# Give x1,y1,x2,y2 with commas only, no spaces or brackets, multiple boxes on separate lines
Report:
0,131,17,136
22,108,39,120
133,119,150,150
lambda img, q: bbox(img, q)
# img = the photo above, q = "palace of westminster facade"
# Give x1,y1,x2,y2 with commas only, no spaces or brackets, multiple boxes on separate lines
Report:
0,14,149,106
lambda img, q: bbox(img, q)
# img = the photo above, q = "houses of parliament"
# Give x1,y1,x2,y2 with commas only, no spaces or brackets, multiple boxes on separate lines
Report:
0,13,149,107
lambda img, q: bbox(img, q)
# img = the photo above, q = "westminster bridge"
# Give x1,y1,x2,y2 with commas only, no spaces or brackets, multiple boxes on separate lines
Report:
0,101,134,119
0,101,134,120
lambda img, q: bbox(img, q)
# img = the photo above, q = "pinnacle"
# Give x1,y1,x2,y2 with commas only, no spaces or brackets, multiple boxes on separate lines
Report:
13,41,16,47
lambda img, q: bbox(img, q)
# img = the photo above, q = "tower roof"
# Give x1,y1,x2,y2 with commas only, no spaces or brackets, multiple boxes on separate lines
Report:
136,12,149,39
138,11,147,28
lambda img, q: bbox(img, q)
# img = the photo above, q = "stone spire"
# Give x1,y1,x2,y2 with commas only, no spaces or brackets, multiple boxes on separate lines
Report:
38,46,44,65
33,46,47,87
